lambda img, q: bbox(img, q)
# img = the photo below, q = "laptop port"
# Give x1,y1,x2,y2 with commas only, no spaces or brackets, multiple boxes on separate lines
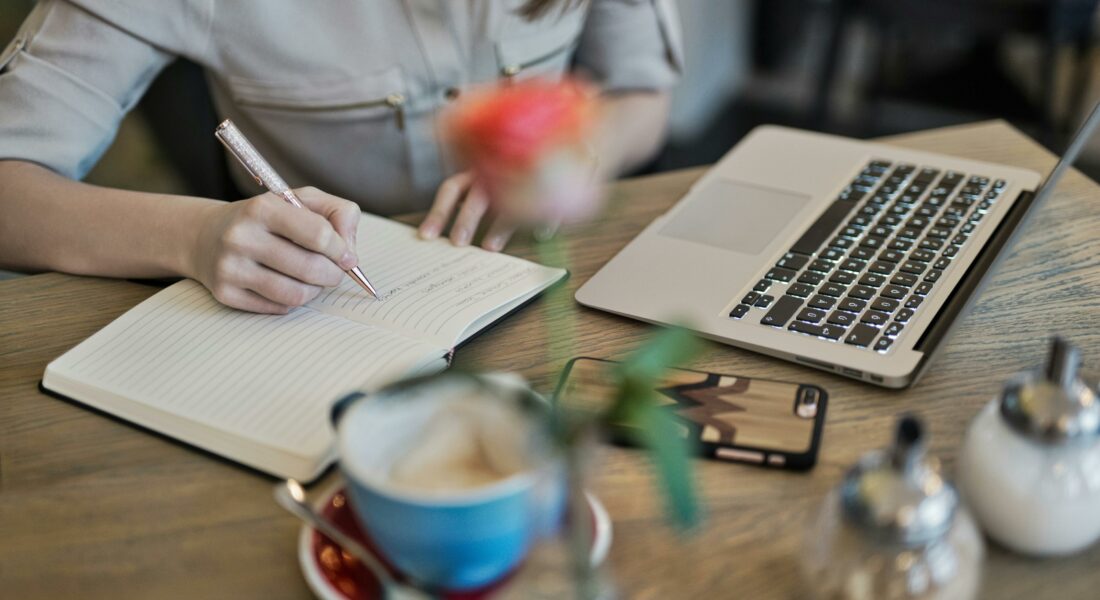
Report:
842,367,863,378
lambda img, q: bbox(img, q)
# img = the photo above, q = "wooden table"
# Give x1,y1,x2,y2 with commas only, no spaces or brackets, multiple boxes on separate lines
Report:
2,122,1098,599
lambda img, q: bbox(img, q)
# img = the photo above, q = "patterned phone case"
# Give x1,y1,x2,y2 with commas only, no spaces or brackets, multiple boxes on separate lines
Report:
554,357,828,470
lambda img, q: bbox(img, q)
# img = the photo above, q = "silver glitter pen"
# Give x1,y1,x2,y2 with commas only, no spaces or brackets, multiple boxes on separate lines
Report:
215,119,381,300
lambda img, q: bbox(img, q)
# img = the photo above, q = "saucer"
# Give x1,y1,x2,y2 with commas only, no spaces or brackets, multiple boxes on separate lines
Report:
297,481,612,600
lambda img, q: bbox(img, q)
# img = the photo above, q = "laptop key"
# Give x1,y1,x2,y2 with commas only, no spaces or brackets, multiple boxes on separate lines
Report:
819,323,847,340
821,247,847,261
849,285,876,300
870,297,899,313
869,261,895,276
789,321,824,337
798,271,825,286
891,273,918,287
899,261,927,275
845,324,880,347
889,239,913,251
827,310,856,327
797,308,826,323
830,271,857,285
831,237,854,249
850,247,876,260
884,322,904,337
786,283,815,298
754,280,772,293
895,308,915,322
858,273,887,287
915,281,934,295
860,235,887,249
861,310,889,326
729,304,751,319
840,258,867,272
776,253,810,270
925,270,943,283
933,258,951,270
904,295,924,309
808,294,837,310
838,297,867,313
755,295,775,308
742,292,761,305
808,259,834,273
760,295,804,327
909,250,936,263
942,245,959,258
881,285,908,300
789,200,859,255
874,337,894,352
819,282,847,297
765,267,797,282
879,249,905,263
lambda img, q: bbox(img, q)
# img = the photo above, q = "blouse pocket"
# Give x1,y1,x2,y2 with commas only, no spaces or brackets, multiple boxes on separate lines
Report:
226,64,409,130
495,10,585,80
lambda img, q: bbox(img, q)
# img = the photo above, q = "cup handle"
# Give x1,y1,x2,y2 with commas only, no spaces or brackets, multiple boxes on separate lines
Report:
330,391,367,428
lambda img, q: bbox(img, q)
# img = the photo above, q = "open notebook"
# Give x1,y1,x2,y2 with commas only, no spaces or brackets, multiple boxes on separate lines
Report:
43,213,566,481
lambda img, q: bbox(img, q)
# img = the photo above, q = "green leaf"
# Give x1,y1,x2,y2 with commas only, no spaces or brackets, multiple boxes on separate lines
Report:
607,326,702,529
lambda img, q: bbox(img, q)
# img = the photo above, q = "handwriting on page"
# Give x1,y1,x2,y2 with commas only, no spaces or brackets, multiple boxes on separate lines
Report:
60,280,443,456
310,214,556,345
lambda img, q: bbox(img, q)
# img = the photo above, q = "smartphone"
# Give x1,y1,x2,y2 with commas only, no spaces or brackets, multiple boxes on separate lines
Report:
554,357,828,470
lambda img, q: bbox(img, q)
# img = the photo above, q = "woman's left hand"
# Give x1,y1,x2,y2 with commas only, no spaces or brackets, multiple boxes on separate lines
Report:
417,171,517,252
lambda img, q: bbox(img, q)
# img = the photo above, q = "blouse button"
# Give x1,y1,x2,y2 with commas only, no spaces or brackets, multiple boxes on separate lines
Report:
444,87,461,101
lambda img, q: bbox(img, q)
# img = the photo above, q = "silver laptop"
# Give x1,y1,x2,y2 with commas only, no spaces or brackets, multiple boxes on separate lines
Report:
577,104,1100,388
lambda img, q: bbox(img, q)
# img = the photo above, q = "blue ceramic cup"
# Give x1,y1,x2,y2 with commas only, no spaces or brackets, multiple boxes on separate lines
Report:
331,373,564,591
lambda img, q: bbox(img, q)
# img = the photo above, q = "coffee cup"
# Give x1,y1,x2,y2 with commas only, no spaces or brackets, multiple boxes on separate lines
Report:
331,372,565,591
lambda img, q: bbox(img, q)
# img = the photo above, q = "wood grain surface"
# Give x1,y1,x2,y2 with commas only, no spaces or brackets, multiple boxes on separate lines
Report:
2,121,1098,599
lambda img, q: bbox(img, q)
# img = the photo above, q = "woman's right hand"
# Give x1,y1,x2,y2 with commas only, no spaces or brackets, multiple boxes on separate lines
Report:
187,187,361,314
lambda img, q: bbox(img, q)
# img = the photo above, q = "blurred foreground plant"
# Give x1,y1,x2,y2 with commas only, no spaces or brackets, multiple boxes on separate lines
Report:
447,78,701,599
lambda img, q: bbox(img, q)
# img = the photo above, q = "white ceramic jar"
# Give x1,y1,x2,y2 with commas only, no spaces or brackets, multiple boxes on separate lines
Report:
959,337,1100,556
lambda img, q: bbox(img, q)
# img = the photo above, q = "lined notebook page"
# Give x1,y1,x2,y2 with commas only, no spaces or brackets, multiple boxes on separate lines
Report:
309,214,565,347
47,280,445,466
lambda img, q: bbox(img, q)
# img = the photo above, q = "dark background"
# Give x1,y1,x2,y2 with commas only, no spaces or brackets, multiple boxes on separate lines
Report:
2,0,1099,198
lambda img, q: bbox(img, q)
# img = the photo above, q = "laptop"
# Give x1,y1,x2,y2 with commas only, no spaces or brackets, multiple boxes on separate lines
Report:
577,104,1100,388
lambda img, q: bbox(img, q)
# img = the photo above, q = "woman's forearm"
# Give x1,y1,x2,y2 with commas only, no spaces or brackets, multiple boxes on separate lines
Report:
0,160,216,279
596,91,672,176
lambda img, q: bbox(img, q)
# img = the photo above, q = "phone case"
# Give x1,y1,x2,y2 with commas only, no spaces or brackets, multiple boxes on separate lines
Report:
554,357,828,470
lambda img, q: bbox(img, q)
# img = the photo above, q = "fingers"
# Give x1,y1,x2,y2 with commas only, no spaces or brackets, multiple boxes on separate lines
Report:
250,193,356,269
212,286,291,315
449,184,490,246
419,172,474,240
481,215,518,252
294,187,362,249
252,231,345,288
241,262,324,307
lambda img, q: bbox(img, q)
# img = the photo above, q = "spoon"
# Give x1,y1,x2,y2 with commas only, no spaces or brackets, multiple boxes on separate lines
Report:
274,479,433,600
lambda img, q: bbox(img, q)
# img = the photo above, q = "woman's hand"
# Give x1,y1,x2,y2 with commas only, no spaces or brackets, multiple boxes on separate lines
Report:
188,187,361,314
417,171,518,252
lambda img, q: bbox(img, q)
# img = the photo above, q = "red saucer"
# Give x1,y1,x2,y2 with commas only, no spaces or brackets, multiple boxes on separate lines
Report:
297,484,612,600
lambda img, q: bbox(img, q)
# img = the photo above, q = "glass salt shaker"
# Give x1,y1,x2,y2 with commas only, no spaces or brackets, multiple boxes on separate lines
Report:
959,337,1100,556
802,416,984,600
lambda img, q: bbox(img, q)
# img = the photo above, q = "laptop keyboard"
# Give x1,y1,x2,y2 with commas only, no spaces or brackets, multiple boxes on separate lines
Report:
728,160,1005,352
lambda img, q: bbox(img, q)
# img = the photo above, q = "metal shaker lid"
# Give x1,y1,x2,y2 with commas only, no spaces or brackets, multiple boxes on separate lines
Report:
841,416,958,547
1000,337,1100,443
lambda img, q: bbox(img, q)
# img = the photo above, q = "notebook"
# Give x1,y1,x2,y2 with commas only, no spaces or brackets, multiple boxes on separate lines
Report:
43,213,566,481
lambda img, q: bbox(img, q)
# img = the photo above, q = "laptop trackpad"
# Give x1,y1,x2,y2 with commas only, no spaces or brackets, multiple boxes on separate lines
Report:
659,179,810,255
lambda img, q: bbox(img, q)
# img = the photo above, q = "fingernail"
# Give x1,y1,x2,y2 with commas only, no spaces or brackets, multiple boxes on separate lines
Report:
339,250,358,269
419,224,439,239
485,235,505,251
453,229,470,246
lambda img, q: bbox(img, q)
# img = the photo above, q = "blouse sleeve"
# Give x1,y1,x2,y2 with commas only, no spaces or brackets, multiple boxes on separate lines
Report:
572,0,685,92
0,0,177,179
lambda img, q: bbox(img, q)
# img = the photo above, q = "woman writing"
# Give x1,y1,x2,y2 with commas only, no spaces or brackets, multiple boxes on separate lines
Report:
0,0,682,313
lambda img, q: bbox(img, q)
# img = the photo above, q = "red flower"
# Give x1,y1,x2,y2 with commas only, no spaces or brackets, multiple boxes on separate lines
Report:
445,78,603,224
